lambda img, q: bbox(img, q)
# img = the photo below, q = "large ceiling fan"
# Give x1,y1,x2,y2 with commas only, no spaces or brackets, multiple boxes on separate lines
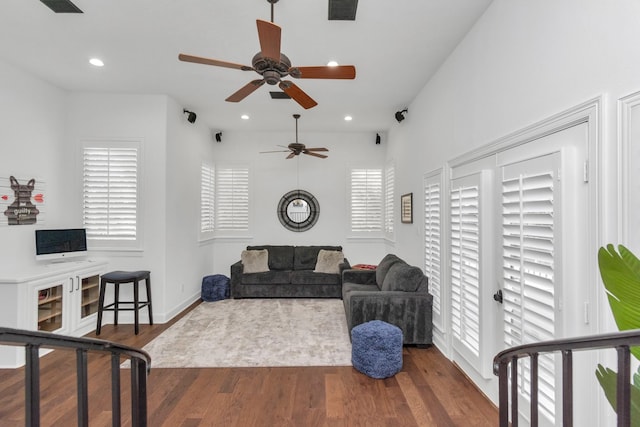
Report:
178,0,356,109
261,114,328,159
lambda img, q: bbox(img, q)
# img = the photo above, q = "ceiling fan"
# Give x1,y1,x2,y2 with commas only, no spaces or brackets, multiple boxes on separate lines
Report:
178,0,356,109
261,114,328,159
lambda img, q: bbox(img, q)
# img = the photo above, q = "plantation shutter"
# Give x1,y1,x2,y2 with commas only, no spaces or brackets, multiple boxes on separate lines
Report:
350,168,382,232
502,153,559,423
200,163,215,234
83,146,138,243
424,172,442,330
216,167,249,231
450,178,481,358
384,163,395,235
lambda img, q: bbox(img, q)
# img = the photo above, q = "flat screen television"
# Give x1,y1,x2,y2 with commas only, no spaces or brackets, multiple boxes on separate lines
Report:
35,228,88,262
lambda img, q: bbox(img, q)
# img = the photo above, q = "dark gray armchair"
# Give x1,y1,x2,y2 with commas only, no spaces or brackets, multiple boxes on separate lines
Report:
341,254,433,345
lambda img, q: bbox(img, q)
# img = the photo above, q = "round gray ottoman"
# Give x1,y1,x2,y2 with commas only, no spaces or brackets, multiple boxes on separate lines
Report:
351,320,403,379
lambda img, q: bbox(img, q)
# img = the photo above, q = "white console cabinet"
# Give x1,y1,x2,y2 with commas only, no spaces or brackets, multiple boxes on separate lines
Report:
0,259,107,367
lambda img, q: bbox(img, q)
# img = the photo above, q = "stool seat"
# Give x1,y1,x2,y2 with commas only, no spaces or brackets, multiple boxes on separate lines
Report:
96,270,152,335
102,270,151,282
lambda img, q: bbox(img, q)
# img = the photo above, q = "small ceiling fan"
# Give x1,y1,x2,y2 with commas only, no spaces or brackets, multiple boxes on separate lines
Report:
261,114,328,159
178,0,356,109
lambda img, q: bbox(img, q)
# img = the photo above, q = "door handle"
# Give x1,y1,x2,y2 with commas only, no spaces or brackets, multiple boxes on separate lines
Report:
493,290,503,304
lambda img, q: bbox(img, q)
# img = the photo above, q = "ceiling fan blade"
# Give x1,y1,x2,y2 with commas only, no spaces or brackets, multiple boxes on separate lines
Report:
286,152,297,159
289,65,356,79
225,80,265,102
256,19,281,62
279,81,318,109
178,54,253,71
304,147,329,152
260,150,290,153
304,151,328,159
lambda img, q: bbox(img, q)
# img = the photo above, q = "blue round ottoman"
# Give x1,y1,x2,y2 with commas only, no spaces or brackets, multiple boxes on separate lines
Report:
201,274,230,302
351,320,403,379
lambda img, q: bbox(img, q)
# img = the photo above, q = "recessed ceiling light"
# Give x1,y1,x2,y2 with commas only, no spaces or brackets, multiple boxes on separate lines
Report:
344,115,353,121
327,60,339,67
241,114,250,120
89,58,104,67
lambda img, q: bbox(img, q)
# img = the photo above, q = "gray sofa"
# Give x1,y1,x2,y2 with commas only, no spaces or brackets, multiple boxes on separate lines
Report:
230,245,350,298
342,254,433,345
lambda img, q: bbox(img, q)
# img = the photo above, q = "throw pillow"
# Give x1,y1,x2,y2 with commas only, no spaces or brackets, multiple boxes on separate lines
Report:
381,263,424,292
241,249,269,273
313,249,344,274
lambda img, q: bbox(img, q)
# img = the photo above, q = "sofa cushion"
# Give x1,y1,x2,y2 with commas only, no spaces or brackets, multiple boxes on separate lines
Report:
241,249,269,273
241,270,292,285
381,263,426,292
375,254,404,288
314,249,345,274
247,245,294,270
290,270,340,285
294,246,342,270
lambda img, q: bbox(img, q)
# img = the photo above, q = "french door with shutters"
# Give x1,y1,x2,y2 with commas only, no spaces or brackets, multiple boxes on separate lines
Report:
501,152,561,425
495,121,593,426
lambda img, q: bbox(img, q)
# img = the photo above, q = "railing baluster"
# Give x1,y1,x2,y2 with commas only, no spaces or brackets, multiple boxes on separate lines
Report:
562,350,573,427
530,353,539,427
497,360,509,427
111,353,121,427
511,358,519,427
25,343,41,427
130,358,148,427
76,348,89,427
616,346,631,427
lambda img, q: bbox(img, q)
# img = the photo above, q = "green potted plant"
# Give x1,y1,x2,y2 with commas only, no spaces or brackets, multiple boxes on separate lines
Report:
596,244,640,424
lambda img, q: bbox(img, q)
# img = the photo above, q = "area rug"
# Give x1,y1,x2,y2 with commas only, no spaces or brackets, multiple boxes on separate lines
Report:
138,299,352,368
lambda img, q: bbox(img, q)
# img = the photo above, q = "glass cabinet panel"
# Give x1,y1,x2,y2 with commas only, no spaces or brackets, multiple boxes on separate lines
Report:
37,284,63,331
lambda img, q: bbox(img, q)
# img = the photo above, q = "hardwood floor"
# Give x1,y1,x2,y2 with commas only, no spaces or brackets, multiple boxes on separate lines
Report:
0,302,498,426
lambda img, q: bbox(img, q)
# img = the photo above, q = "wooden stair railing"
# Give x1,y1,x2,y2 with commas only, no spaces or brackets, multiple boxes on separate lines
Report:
493,329,640,427
0,326,151,427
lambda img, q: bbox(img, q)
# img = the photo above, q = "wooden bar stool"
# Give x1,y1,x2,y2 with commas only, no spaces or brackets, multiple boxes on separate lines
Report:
96,270,153,335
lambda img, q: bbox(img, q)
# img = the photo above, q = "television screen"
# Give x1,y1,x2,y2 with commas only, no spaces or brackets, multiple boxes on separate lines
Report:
35,228,87,261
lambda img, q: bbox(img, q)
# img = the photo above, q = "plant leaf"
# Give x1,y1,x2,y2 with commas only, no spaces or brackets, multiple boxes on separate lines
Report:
595,364,640,426
598,245,640,359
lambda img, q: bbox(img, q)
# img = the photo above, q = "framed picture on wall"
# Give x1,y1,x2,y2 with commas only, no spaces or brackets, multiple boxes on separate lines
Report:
401,193,413,224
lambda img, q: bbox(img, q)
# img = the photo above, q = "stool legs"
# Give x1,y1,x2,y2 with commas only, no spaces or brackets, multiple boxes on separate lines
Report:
96,278,107,335
133,280,139,335
113,283,120,326
145,276,153,326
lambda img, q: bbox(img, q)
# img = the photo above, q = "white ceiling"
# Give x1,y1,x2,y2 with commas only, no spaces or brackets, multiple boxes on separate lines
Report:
0,0,492,132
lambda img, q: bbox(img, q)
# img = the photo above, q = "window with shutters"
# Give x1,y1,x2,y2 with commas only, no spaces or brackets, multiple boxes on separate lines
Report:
450,180,481,358
502,154,559,423
350,168,382,233
82,143,139,248
215,166,249,232
384,163,395,237
200,162,215,238
424,171,442,331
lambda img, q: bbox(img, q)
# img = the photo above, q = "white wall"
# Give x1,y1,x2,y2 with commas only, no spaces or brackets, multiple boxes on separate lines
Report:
209,130,387,274
164,97,216,319
0,61,69,270
386,0,640,422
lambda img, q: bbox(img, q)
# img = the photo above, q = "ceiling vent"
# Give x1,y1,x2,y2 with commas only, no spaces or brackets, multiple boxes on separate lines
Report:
328,0,358,20
40,0,83,13
270,91,291,99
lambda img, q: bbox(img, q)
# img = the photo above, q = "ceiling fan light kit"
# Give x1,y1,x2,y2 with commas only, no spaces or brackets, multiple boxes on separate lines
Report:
178,0,356,109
